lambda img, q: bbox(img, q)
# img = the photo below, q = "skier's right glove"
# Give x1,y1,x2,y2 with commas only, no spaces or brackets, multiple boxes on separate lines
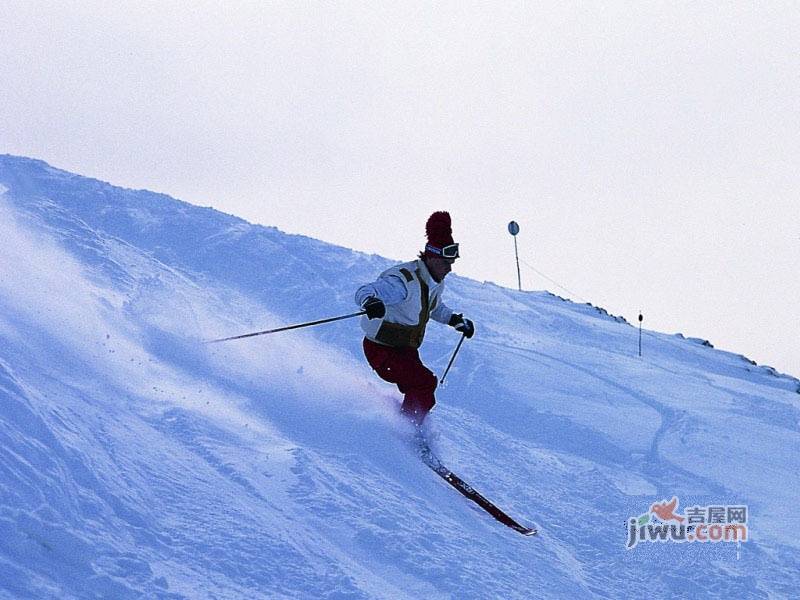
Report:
362,297,386,320
449,313,475,338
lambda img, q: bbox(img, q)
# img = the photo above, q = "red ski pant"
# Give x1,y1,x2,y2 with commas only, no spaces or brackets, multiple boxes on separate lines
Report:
363,337,437,423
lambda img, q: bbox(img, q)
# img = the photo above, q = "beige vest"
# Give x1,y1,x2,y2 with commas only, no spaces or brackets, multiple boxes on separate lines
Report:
361,260,445,348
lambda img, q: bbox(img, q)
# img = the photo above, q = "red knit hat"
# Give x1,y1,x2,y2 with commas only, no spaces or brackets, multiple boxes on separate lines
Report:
424,211,458,258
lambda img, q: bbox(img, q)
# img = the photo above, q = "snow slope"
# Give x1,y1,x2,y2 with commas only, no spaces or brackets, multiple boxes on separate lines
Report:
1,155,798,598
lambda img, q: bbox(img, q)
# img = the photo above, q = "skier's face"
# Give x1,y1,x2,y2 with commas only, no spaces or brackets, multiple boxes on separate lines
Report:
427,256,455,282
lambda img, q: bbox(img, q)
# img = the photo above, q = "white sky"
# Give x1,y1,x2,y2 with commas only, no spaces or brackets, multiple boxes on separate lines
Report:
2,1,798,377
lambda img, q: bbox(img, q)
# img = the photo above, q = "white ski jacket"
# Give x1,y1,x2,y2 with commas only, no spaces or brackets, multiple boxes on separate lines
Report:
355,259,455,348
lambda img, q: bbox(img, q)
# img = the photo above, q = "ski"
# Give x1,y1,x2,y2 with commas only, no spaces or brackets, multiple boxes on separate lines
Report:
416,438,537,536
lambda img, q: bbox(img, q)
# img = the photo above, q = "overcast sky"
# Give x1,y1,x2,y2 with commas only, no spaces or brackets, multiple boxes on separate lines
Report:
2,1,798,376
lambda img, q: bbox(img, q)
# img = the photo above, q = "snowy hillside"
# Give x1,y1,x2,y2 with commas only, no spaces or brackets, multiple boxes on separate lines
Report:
1,155,798,599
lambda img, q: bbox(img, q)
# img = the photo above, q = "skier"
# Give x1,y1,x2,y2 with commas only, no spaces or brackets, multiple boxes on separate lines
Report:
355,211,475,425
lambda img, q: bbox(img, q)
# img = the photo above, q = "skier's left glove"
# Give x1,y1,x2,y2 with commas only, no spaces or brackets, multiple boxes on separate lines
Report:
362,297,386,320
448,313,475,339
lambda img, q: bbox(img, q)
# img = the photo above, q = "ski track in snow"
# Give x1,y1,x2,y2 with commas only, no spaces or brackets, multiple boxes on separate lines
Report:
1,156,799,599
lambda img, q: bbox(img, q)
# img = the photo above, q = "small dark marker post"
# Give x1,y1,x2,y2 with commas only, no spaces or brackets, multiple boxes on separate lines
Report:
638,312,643,357
508,221,521,291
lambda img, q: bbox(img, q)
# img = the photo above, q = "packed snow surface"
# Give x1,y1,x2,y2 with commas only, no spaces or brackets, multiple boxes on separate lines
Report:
1,155,798,598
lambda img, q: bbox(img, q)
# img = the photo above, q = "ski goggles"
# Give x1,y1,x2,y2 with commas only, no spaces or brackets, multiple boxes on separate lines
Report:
426,243,460,259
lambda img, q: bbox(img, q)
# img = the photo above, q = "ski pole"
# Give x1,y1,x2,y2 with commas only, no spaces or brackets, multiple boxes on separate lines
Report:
439,333,467,386
204,310,366,344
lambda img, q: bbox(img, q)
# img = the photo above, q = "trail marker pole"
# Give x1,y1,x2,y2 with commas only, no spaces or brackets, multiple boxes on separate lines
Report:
638,313,643,357
508,221,521,291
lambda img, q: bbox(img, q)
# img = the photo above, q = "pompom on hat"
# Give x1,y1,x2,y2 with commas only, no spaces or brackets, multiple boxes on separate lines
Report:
424,211,458,259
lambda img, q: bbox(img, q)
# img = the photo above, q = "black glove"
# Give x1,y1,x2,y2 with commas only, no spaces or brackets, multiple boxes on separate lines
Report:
362,297,386,320
448,313,475,338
